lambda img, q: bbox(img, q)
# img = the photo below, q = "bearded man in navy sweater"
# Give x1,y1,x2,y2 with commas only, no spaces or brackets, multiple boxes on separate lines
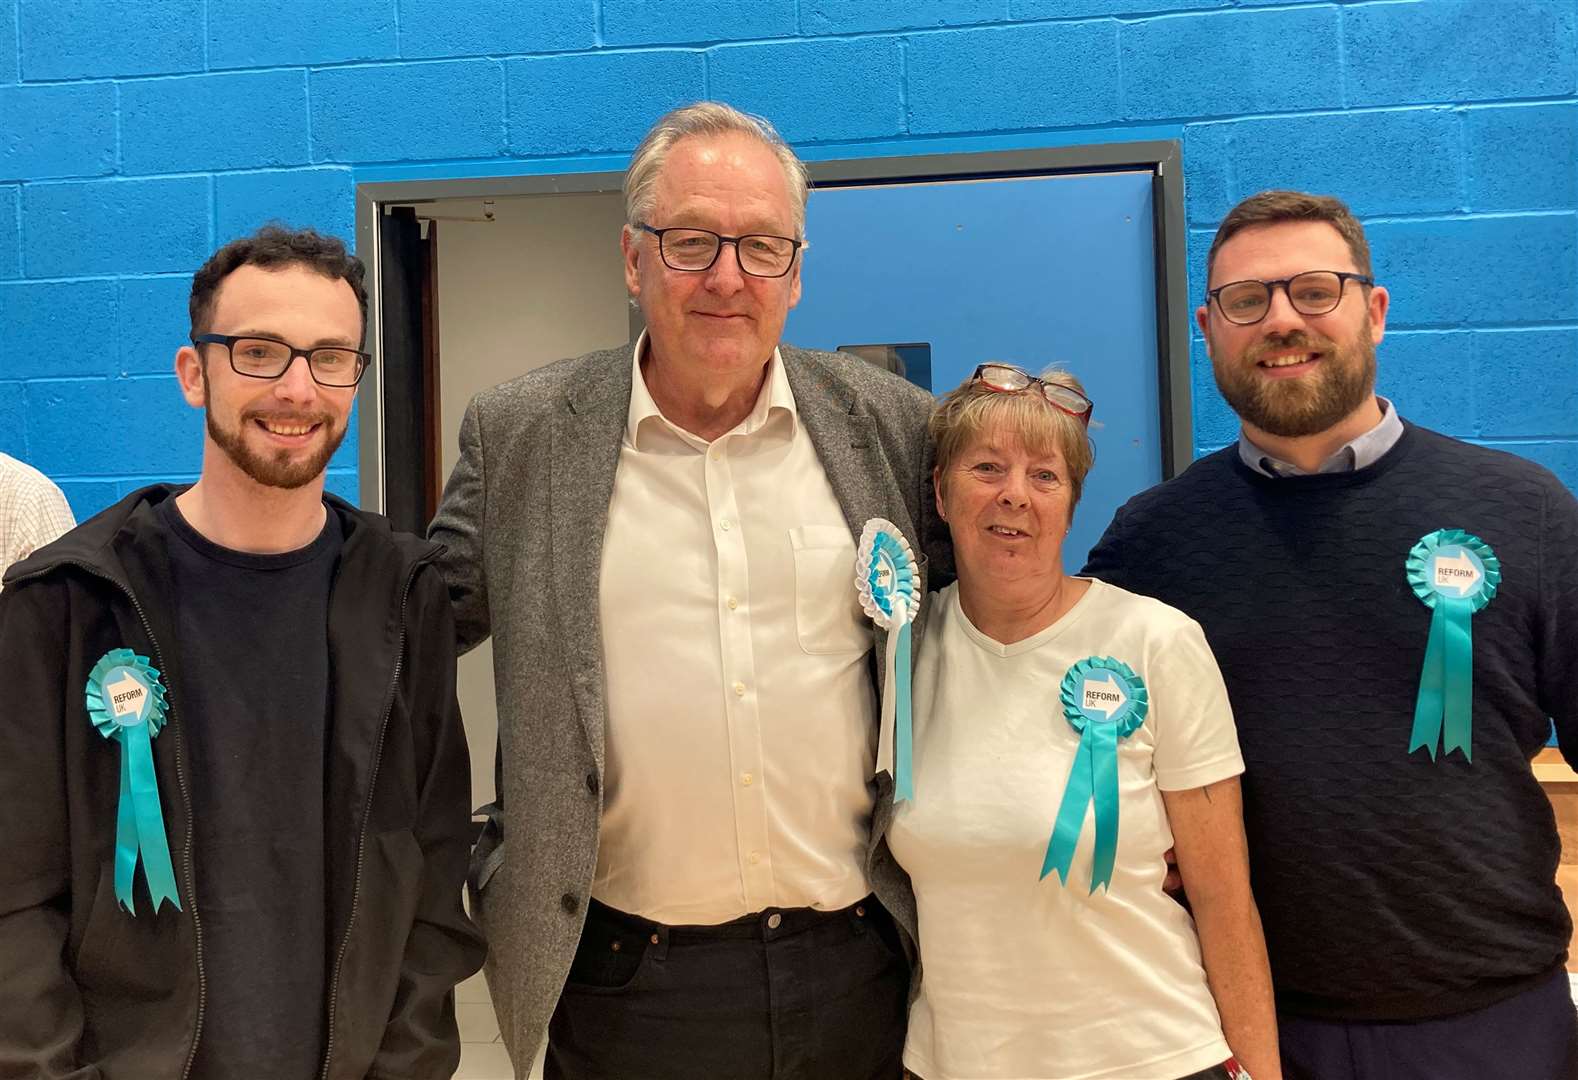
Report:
1084,190,1578,1080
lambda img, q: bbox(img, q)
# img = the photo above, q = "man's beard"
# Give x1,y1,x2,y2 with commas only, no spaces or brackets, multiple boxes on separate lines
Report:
202,369,344,490
1210,317,1377,438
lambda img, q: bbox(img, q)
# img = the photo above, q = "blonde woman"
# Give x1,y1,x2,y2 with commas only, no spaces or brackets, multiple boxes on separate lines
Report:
889,364,1279,1080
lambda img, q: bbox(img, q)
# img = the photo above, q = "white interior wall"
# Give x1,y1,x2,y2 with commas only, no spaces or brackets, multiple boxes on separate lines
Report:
432,192,632,808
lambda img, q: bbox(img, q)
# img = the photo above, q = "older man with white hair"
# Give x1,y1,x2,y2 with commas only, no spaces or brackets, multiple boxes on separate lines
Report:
430,102,946,1079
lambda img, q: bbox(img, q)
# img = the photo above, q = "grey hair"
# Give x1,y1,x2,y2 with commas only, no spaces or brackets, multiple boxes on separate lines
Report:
624,101,811,238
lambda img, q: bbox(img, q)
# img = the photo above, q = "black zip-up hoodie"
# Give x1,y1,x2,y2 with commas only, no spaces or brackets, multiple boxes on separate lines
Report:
0,486,487,1080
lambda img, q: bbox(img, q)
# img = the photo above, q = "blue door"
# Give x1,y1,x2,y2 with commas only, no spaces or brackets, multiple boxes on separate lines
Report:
785,169,1163,573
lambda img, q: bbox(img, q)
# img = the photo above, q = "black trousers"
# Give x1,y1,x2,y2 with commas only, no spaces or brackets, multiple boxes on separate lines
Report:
1278,966,1578,1080
546,894,910,1080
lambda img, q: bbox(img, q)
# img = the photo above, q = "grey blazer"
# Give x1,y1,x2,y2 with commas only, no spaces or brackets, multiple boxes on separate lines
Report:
428,343,950,1068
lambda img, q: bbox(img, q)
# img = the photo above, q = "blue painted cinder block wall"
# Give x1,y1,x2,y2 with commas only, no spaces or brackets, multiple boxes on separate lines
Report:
1,0,1574,519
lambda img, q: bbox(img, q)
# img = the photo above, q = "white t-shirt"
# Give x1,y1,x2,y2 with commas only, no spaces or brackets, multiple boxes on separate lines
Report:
888,578,1245,1080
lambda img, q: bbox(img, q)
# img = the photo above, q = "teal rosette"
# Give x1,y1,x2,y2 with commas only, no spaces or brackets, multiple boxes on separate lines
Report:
85,649,182,915
856,519,921,802
1042,656,1149,893
1406,530,1500,762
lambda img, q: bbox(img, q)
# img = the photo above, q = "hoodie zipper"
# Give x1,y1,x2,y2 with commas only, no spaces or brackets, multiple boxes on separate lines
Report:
318,560,422,1080
11,559,210,1080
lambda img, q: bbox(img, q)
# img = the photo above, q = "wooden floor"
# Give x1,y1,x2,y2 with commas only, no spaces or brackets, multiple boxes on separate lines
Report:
1539,748,1578,974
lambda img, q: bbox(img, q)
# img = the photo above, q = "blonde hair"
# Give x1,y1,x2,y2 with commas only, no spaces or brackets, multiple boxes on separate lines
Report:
929,366,1095,508
624,101,811,237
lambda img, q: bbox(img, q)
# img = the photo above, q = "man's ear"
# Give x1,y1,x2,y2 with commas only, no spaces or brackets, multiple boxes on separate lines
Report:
621,225,641,298
175,345,207,408
933,464,946,522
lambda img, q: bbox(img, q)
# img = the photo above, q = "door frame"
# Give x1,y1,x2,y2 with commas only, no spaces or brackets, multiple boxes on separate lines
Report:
353,139,1191,514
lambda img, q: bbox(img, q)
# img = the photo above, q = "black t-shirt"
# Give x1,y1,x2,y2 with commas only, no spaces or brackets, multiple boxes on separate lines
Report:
158,497,342,1079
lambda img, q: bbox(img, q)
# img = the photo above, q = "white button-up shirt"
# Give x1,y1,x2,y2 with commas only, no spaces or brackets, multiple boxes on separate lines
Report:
0,452,75,590
593,335,877,925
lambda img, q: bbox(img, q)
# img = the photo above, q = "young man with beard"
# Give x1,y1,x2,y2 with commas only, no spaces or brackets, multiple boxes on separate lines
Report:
1084,191,1578,1079
0,226,485,1079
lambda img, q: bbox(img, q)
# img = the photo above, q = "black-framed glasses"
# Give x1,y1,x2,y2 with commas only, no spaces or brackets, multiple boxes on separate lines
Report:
1207,270,1374,326
636,223,805,278
192,333,371,388
970,363,1094,427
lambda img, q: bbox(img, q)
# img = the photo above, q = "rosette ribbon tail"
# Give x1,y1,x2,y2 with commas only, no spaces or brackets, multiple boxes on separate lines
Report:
1410,595,1475,762
1087,723,1121,892
1041,728,1094,885
116,727,182,914
893,615,914,802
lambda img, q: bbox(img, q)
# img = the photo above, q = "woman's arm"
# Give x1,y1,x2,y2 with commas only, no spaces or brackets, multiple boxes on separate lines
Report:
1161,777,1281,1080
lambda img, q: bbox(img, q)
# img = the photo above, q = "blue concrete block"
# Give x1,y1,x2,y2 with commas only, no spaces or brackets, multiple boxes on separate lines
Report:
208,0,395,68
1466,104,1578,212
0,1,16,83
604,0,793,46
19,0,203,79
1346,1,1577,106
324,468,360,505
118,277,193,376
802,0,1006,34
1187,225,1215,301
1479,439,1578,493
1375,330,1474,437
1367,214,1578,327
57,480,118,523
311,61,504,164
0,382,21,457
1182,123,1232,227
401,0,593,56
0,187,16,280
1013,0,1225,14
1474,329,1578,438
0,281,118,379
0,83,116,179
24,378,110,475
23,179,209,277
507,50,704,155
1189,334,1240,450
110,376,205,474
709,38,903,143
216,168,355,246
121,71,309,175
1215,108,1462,219
1122,8,1341,120
907,22,1120,134
329,400,359,471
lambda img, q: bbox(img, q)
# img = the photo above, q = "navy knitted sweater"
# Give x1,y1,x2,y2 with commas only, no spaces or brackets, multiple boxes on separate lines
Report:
1083,422,1578,1021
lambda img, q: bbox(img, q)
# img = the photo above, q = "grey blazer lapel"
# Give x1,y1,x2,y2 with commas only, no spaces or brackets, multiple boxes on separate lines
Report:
787,357,926,694
548,349,633,771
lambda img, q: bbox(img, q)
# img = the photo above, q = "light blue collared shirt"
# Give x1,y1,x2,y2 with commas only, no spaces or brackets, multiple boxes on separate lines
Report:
1237,397,1405,478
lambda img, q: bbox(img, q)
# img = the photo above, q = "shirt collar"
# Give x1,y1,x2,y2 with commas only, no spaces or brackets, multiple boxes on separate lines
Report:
1237,396,1404,478
626,330,796,450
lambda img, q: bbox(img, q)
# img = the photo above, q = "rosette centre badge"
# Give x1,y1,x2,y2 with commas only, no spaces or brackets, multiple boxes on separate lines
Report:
86,648,182,915
1043,657,1148,893
855,519,921,802
1406,530,1499,762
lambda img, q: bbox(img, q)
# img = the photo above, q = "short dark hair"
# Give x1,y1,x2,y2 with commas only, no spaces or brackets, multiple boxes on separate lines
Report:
1205,190,1373,287
189,224,368,339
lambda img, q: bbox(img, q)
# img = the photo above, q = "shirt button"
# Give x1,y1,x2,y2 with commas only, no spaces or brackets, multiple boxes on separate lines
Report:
727,596,739,611
720,518,732,531
741,772,753,786
748,851,761,865
710,449,722,461
649,933,660,945
767,913,782,930
585,771,599,796
560,893,579,914
733,681,746,697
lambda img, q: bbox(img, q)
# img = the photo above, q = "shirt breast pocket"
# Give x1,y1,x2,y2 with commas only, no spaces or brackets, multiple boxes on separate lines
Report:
788,524,872,656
